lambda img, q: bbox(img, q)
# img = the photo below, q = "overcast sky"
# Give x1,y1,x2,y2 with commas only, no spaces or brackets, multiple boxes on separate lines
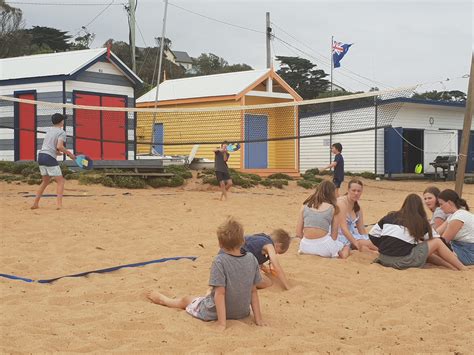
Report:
15,0,473,93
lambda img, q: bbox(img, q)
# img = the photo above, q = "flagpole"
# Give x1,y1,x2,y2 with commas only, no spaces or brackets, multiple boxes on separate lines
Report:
329,35,334,164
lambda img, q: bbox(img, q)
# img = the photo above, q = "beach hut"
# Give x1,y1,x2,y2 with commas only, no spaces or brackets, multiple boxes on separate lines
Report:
136,69,303,176
299,98,474,175
0,48,143,162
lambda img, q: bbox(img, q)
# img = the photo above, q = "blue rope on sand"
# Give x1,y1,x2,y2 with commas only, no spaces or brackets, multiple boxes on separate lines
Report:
0,256,197,284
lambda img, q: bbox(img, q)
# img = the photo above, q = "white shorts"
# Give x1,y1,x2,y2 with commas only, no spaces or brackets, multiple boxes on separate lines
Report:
39,165,62,177
299,235,345,258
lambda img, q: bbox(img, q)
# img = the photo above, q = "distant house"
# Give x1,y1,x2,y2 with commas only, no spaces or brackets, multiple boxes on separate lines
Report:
172,51,194,73
300,98,474,175
136,69,303,176
0,48,143,162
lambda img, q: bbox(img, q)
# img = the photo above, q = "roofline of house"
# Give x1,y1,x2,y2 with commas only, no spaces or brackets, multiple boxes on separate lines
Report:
381,97,466,108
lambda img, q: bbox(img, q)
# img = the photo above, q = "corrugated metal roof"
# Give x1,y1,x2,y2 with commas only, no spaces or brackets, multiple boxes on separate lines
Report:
137,69,270,103
0,48,142,84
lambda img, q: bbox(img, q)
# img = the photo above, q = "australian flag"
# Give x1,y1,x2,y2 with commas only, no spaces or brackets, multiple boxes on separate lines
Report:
332,40,352,68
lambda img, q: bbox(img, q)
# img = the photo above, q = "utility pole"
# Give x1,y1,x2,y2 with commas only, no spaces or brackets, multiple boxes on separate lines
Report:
128,0,137,72
266,12,271,69
454,54,474,196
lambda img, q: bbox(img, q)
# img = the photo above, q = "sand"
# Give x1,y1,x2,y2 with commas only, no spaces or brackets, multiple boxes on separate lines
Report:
1,176,473,354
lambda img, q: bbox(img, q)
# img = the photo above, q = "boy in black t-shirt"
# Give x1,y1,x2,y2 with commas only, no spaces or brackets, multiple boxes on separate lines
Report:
321,143,344,197
214,141,233,201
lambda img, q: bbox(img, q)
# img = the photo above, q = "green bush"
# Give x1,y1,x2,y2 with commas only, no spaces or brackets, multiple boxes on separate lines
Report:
0,161,15,173
101,176,116,187
78,174,103,185
147,177,169,188
112,176,147,189
202,175,219,186
27,178,42,185
246,173,262,182
231,174,255,188
305,168,320,176
267,173,293,180
200,168,215,176
465,177,474,184
165,165,192,179
168,175,185,187
259,179,272,187
65,173,80,180
297,180,317,189
359,171,377,180
0,174,23,182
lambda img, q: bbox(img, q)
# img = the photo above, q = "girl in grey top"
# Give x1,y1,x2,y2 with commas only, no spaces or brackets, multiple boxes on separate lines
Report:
423,186,450,229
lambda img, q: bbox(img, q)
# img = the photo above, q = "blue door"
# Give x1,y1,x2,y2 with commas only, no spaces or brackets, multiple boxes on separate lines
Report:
245,114,268,169
458,130,474,173
384,127,403,174
153,123,164,155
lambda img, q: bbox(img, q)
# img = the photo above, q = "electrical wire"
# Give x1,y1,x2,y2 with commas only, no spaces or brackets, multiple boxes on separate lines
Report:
7,1,124,5
72,0,116,38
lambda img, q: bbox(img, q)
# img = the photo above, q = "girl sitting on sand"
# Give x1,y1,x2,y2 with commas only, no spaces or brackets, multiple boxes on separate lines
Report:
368,194,466,271
437,189,474,265
296,180,350,258
337,179,378,252
423,186,450,229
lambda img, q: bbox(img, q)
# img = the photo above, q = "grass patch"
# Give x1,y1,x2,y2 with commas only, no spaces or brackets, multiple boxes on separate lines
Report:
297,180,318,189
267,173,293,180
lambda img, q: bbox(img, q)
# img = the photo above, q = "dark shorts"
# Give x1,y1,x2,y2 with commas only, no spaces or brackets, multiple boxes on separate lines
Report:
215,171,231,182
333,177,343,188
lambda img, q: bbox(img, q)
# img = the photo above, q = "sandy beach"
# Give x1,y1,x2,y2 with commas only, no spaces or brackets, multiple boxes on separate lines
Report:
1,177,473,353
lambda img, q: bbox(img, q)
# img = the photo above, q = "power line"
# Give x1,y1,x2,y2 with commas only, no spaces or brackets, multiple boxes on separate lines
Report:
7,1,125,5
168,1,265,34
271,21,393,90
72,0,116,38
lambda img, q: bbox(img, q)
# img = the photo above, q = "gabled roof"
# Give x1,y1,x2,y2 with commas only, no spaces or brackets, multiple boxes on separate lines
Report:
0,48,143,86
173,50,193,64
137,69,302,104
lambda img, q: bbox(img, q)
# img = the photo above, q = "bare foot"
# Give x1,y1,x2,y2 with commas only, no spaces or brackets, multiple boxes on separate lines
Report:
31,205,39,210
146,290,169,306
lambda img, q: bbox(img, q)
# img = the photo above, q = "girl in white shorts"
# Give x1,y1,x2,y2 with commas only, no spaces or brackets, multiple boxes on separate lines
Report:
296,180,350,259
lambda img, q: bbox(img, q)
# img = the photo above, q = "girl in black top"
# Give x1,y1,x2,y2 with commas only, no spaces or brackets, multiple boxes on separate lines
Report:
369,194,466,270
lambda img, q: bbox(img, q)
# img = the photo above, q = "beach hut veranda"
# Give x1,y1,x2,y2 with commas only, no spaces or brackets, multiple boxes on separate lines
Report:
0,48,143,162
136,69,303,177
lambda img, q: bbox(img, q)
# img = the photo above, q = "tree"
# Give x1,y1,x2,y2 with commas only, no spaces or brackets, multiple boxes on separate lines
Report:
26,26,71,52
412,90,467,102
191,53,253,76
275,56,329,100
0,1,30,58
71,29,95,50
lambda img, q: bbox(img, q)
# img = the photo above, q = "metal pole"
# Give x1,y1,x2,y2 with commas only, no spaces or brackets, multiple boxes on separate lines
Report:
151,0,169,154
454,54,474,196
129,0,136,73
329,36,333,164
266,12,271,69
374,96,378,175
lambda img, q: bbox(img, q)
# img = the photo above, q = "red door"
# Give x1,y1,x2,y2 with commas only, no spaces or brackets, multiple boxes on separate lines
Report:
102,96,126,160
75,93,101,160
17,93,36,160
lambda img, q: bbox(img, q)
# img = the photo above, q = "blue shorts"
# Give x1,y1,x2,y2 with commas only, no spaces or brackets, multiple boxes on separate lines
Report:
333,177,343,188
451,240,474,265
338,233,370,246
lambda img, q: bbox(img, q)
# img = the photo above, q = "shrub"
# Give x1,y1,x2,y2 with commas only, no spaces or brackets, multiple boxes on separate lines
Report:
168,175,185,187
101,176,116,187
112,176,147,189
65,173,80,180
270,179,287,189
0,161,15,173
231,174,255,188
246,173,262,182
165,165,192,179
465,177,474,184
297,180,317,189
27,178,42,185
0,174,23,182
260,179,272,187
305,168,320,176
202,175,219,186
78,174,103,185
359,171,377,180
200,168,215,176
147,177,169,188
267,173,293,180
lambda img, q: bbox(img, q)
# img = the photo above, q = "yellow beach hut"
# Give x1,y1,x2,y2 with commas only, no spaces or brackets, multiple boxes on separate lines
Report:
136,69,302,176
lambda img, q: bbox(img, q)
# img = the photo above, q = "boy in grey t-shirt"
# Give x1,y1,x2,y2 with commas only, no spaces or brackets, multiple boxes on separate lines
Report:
147,217,264,330
31,113,76,210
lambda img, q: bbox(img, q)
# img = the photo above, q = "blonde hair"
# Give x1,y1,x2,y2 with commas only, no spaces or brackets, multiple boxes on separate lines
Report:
216,216,244,250
271,229,291,253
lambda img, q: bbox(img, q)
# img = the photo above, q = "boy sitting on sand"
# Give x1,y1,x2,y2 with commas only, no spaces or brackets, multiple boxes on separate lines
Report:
147,217,264,330
242,230,292,290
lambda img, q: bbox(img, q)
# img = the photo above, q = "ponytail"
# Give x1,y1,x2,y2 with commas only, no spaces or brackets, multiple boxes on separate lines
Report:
438,189,470,211
459,198,470,211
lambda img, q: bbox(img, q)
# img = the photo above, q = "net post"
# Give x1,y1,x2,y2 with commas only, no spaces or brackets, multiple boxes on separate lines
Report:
374,95,378,176
454,54,474,196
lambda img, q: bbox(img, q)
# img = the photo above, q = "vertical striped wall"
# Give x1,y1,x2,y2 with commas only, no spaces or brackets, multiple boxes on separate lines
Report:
0,60,137,161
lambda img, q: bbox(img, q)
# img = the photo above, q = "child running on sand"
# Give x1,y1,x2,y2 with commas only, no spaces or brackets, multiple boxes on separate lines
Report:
214,141,233,201
31,113,75,210
242,230,292,290
147,217,264,330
